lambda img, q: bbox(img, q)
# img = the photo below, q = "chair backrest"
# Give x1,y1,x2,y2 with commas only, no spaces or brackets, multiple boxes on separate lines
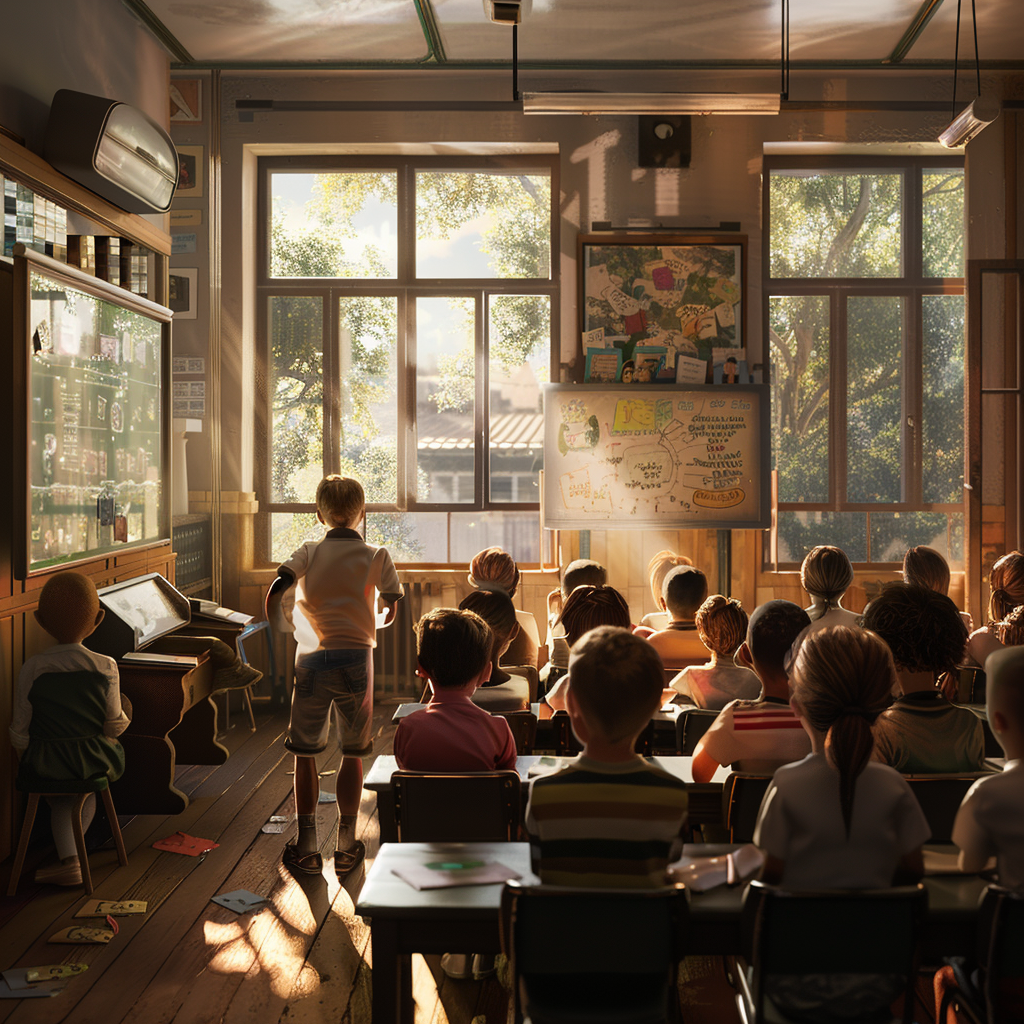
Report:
503,664,540,703
676,707,718,755
721,773,772,843
550,712,654,757
905,774,990,843
493,709,537,755
979,886,1024,1021
501,881,688,1023
958,704,1002,757
742,880,926,1024
959,665,986,704
391,771,521,842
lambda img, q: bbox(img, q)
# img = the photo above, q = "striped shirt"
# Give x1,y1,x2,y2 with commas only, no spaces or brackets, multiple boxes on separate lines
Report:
697,697,811,774
525,755,688,888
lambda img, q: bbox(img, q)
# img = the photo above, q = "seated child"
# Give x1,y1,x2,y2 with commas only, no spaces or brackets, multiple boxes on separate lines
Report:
543,559,607,690
863,583,983,774
644,565,712,669
753,625,931,1023
458,589,532,709
903,544,973,633
543,585,631,712
999,605,1024,647
266,474,403,879
967,550,1024,667
467,546,539,669
394,608,517,772
636,549,693,636
526,626,689,887
691,600,812,783
9,572,130,886
670,595,760,710
800,545,861,631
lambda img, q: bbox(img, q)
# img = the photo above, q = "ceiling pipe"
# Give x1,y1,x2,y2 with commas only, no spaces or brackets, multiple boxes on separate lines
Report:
885,0,947,64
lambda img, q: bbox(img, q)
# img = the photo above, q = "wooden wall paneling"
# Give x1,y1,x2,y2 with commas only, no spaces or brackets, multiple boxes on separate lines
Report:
0,615,15,862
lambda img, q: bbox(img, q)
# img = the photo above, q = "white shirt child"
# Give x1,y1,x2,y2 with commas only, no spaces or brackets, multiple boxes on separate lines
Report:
952,759,1024,889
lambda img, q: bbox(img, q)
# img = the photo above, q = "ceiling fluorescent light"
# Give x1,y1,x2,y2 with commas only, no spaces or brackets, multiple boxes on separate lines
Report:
522,93,781,116
938,95,1000,147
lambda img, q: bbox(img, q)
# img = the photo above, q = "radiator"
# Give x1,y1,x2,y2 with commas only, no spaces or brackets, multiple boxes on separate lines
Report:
373,581,444,700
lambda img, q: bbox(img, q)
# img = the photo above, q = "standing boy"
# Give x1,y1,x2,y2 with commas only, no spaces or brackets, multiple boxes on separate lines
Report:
690,600,812,783
526,627,688,887
266,475,403,879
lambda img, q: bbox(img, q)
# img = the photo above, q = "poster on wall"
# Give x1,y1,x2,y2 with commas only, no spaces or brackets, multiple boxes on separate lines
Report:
168,269,198,319
578,234,745,383
175,146,204,198
170,80,202,124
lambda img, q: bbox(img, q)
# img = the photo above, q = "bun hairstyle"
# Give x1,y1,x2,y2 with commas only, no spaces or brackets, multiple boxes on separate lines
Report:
468,546,520,597
800,545,855,611
989,551,1024,624
557,584,631,647
695,595,748,658
998,605,1024,647
902,545,951,596
647,549,693,607
789,625,896,836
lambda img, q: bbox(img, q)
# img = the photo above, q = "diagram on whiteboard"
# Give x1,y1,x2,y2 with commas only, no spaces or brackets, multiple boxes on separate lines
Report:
544,385,770,530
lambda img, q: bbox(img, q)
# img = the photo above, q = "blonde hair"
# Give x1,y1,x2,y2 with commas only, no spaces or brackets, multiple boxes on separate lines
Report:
902,546,951,595
315,475,364,529
468,547,520,596
989,551,1024,623
647,550,693,607
696,595,748,658
790,625,895,836
36,571,100,644
800,545,854,611
569,626,664,743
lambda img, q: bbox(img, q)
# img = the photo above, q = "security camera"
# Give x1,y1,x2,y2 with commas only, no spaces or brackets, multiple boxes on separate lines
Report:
484,0,531,25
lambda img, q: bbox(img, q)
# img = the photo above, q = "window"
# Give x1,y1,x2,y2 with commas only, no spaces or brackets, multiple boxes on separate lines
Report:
765,156,965,566
256,156,557,564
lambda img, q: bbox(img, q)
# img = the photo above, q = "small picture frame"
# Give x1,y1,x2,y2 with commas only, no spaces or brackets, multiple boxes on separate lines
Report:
170,79,202,124
175,146,204,199
169,269,198,320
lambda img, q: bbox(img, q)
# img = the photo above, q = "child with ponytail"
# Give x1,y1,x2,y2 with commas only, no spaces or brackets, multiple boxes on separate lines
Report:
753,625,931,1022
967,550,1024,667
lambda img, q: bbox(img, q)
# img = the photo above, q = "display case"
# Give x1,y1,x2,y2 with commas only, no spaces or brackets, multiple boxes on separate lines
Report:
9,244,172,577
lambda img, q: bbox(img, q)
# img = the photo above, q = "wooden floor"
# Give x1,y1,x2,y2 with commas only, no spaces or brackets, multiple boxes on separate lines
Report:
0,702,937,1024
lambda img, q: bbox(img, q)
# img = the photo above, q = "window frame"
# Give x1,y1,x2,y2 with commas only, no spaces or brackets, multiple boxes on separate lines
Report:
254,153,559,566
763,154,966,568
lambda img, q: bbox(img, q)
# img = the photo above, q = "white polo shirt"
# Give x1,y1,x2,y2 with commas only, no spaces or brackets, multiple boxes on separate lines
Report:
952,760,1024,889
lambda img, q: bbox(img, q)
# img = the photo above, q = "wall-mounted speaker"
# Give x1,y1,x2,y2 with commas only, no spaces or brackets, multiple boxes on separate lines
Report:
638,116,691,169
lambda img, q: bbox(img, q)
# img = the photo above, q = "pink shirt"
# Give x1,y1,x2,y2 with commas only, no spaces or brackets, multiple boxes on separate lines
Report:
393,692,518,772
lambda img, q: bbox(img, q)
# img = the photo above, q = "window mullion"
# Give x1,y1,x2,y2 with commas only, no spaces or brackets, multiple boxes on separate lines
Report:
832,289,846,509
477,292,487,507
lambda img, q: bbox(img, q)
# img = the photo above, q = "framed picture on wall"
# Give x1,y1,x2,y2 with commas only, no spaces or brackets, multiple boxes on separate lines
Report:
578,233,746,382
170,79,202,124
175,145,204,198
168,269,198,319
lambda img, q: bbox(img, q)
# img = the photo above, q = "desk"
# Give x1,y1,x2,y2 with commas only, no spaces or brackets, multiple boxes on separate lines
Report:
357,841,990,1024
363,755,731,842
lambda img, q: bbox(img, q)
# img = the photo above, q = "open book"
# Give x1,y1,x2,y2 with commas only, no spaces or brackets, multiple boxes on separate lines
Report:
189,599,253,626
668,844,764,891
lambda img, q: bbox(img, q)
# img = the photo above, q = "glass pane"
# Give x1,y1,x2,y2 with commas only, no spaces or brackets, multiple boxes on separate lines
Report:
416,296,476,503
922,295,965,503
846,296,903,503
769,295,829,502
269,296,323,504
415,171,551,279
270,511,323,564
922,168,965,278
338,296,399,504
366,512,448,563
776,511,868,564
769,170,902,278
269,171,397,279
868,512,964,567
488,295,549,503
448,512,549,564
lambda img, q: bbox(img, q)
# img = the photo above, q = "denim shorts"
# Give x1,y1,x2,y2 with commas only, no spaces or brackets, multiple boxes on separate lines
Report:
285,648,374,756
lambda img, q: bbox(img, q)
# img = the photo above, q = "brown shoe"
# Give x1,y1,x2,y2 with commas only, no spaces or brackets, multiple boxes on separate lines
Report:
282,843,323,876
34,860,83,886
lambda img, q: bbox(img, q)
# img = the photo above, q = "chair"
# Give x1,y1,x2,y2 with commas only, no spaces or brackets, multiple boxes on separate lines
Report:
676,707,718,755
905,773,990,843
391,770,521,842
550,712,654,757
8,775,128,896
493,709,537,755
721,773,772,843
500,880,688,1024
958,666,986,704
504,664,541,704
736,880,927,1024
938,886,1024,1024
958,704,1003,757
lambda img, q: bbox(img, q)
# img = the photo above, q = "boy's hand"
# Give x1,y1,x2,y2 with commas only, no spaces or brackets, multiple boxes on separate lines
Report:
381,600,398,626
266,576,295,634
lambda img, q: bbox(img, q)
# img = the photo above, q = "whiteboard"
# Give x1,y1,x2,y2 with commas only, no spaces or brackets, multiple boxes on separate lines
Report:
543,384,770,530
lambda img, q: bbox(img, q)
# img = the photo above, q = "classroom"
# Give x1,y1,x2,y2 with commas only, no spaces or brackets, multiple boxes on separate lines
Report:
1,1,1023,1021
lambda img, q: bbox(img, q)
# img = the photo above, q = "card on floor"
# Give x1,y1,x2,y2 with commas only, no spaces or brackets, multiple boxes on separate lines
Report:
75,899,147,918
317,792,336,803
268,815,290,823
153,832,219,856
261,823,285,834
48,926,115,945
211,889,267,913
0,977,60,999
25,964,88,982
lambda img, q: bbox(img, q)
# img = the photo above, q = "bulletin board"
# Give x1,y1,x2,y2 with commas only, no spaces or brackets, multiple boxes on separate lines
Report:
543,384,770,530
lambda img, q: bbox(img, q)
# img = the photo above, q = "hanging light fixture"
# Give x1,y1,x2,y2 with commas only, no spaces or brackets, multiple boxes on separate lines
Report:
938,0,999,147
